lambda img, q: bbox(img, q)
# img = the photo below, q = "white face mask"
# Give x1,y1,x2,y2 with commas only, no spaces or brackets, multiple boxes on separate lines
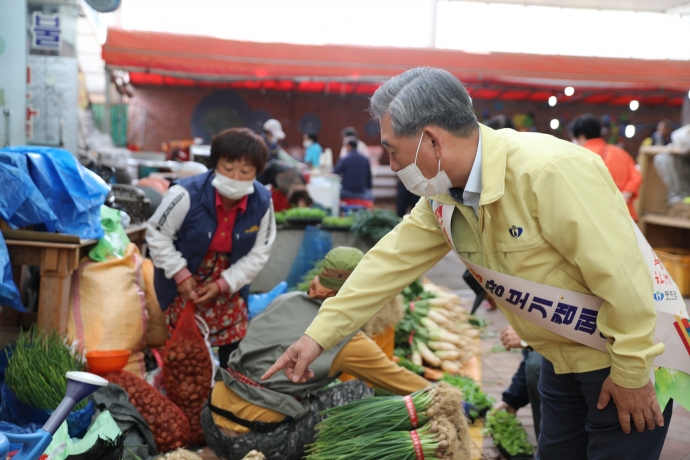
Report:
396,132,453,197
303,139,313,148
211,171,255,200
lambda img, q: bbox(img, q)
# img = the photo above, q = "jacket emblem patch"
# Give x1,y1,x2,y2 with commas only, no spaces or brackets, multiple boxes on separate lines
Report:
509,225,523,238
244,225,260,233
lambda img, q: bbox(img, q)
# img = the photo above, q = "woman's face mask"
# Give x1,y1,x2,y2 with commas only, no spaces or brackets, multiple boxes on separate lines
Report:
212,172,254,200
396,132,453,197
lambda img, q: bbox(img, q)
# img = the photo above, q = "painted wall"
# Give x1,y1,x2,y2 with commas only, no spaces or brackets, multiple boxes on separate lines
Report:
129,85,682,161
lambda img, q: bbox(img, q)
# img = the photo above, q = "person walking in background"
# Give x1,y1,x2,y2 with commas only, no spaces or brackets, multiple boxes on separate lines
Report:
339,126,370,159
396,179,418,217
147,128,276,367
653,120,674,146
651,119,690,206
262,119,301,167
303,133,323,167
335,136,374,201
570,114,642,221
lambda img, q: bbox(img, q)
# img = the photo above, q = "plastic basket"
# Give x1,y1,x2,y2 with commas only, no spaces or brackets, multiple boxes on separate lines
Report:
655,248,690,297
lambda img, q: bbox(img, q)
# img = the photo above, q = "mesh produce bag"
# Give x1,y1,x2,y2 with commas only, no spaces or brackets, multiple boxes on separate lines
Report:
163,302,214,446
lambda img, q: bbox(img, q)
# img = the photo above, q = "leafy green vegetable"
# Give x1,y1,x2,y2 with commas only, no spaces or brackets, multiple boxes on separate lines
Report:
350,209,401,242
373,386,397,397
295,259,324,292
275,210,287,224
396,356,425,375
5,327,87,411
441,373,495,414
285,207,327,219
322,216,354,227
402,279,424,302
468,315,488,329
484,408,534,456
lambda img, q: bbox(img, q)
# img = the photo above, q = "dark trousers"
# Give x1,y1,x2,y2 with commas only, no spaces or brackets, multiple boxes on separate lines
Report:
502,348,542,439
538,357,673,460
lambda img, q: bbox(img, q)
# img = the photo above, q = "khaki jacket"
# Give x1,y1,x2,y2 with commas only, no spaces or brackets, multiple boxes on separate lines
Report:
306,124,663,388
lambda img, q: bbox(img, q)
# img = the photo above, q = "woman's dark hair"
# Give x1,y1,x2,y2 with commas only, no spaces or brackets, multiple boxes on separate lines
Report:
340,126,359,139
287,185,314,208
210,127,268,173
569,115,602,140
307,133,318,142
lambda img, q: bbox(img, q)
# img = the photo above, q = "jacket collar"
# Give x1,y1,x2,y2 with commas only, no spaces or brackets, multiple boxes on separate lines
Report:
429,123,506,207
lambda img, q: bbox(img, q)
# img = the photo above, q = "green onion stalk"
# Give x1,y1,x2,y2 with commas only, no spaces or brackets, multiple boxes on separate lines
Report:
5,327,86,411
306,421,453,460
314,386,437,440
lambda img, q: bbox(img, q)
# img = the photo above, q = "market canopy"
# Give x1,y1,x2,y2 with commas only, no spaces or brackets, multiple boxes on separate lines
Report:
103,28,690,105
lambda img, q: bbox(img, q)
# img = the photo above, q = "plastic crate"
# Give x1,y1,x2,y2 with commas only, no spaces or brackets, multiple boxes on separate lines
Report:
655,248,690,297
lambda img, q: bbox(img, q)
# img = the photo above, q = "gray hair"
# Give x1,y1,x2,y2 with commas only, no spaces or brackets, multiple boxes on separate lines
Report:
370,67,477,138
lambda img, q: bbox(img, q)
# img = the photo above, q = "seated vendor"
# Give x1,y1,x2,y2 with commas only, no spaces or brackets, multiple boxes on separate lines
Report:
334,136,374,201
201,247,430,460
257,159,306,212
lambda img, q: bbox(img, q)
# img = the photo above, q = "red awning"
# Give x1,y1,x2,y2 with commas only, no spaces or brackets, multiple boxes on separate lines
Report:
103,28,690,104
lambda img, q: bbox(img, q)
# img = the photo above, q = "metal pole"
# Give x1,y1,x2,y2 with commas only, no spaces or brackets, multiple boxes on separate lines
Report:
104,66,112,138
429,0,439,48
682,93,690,127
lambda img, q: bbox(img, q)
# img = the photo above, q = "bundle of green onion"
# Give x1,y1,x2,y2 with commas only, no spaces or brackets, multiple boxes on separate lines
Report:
306,420,456,460
315,387,436,439
5,327,86,411
310,383,471,459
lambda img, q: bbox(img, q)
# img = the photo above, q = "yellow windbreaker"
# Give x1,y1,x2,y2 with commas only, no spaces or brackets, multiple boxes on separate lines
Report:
306,124,663,389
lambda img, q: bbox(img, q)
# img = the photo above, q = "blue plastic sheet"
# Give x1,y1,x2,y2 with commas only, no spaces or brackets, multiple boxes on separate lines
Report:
0,233,24,312
286,226,332,289
248,281,288,320
0,146,109,239
0,383,95,439
0,162,57,231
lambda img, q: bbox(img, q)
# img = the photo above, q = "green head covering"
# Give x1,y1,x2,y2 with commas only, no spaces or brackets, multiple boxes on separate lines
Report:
318,247,364,290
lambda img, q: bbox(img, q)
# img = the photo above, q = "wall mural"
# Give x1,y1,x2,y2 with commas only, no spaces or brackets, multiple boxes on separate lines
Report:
191,90,271,143
298,113,322,134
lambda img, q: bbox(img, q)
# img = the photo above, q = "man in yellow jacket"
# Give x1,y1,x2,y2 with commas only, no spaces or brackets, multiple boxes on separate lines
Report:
263,68,671,459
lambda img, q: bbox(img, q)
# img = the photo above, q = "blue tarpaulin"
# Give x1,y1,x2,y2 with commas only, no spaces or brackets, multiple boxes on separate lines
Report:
0,146,108,239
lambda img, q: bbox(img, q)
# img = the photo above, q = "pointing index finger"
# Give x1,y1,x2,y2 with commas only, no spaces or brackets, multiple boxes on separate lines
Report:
261,353,290,381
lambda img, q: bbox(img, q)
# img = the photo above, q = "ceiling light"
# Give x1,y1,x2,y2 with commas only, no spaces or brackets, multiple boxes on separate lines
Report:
625,125,636,138
629,100,639,111
564,87,575,96
550,119,559,130
548,96,557,107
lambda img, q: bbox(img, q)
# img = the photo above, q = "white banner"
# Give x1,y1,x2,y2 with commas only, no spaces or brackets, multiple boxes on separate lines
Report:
430,201,690,375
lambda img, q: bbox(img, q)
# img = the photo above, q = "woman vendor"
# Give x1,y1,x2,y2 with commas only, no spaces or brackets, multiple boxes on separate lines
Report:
146,128,276,367
200,247,431,460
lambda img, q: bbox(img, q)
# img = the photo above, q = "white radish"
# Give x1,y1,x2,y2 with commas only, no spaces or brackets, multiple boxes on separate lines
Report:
434,350,463,360
420,317,441,330
427,328,465,347
412,350,423,367
416,340,441,367
441,360,462,374
427,340,460,351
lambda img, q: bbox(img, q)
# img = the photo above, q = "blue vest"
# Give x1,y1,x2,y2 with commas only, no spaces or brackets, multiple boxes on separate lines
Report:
154,170,272,310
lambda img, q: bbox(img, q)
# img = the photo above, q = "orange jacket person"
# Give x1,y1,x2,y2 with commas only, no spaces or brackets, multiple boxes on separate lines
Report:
570,114,642,221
